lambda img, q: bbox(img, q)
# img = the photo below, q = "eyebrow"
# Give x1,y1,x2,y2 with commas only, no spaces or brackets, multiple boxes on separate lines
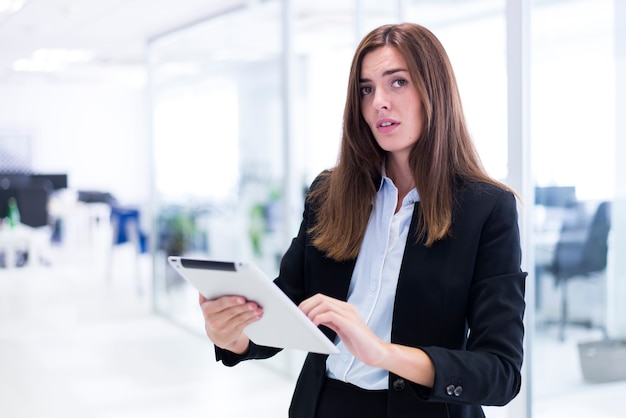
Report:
359,68,408,83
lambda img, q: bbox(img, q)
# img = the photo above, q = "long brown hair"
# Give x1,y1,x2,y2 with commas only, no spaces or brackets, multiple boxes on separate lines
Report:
308,23,514,261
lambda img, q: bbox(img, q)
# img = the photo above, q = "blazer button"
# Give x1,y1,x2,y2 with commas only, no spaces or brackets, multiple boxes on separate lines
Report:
446,384,455,396
454,386,463,397
393,378,405,391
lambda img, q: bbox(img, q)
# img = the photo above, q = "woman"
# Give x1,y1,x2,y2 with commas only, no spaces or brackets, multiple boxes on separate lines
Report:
200,23,526,418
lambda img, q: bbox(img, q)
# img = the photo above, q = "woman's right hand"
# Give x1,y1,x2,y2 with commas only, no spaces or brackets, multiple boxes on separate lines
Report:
198,294,263,354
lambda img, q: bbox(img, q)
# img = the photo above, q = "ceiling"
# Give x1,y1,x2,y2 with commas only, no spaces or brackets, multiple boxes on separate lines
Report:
0,0,506,85
0,0,248,83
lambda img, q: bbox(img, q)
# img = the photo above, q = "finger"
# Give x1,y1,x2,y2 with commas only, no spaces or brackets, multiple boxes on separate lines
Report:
305,303,347,328
307,306,353,331
208,307,260,334
300,294,351,319
204,301,261,327
199,295,247,314
200,297,260,337
299,293,336,315
204,302,262,340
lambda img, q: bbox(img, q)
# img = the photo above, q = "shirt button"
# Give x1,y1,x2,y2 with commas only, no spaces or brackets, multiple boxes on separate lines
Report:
342,354,349,362
393,378,405,391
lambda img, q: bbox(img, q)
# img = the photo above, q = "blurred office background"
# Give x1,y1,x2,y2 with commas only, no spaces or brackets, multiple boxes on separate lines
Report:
1,0,625,417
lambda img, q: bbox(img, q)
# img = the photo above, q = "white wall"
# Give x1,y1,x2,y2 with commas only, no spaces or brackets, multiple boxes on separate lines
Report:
0,74,150,207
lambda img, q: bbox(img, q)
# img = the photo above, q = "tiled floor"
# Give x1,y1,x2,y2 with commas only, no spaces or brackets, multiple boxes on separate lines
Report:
1,241,625,418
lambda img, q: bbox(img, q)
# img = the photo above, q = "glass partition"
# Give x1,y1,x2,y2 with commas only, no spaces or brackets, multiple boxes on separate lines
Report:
405,0,509,182
530,1,623,417
292,0,400,186
148,2,284,333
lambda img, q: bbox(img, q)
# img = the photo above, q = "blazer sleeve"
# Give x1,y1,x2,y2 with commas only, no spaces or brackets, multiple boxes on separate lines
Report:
418,189,527,406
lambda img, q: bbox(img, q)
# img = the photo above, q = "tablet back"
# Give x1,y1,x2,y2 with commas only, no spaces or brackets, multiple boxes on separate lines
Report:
168,257,339,355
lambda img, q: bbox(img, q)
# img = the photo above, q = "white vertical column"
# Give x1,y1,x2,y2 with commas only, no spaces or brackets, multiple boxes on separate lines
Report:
281,0,298,242
145,42,159,309
506,0,532,417
607,0,626,339
397,0,406,23
281,0,308,379
355,0,364,44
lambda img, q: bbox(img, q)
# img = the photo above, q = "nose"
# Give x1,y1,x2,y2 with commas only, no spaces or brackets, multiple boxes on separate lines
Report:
372,88,390,110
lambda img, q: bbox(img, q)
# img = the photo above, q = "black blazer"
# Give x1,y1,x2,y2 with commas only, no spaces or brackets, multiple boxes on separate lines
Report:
216,180,526,418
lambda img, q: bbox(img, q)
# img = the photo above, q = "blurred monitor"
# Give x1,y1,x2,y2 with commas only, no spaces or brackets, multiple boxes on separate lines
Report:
0,172,64,227
31,174,68,190
0,173,31,189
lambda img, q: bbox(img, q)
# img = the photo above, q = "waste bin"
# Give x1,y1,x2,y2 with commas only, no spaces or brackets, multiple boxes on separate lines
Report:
578,339,626,383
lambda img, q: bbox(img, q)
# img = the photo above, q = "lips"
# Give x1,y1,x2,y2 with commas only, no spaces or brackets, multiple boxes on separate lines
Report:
376,118,399,133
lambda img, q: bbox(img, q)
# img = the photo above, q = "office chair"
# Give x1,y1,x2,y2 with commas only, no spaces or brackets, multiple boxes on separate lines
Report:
547,200,611,341
108,205,148,296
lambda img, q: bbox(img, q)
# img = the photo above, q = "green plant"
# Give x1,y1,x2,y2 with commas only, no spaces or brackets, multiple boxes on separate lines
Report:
158,206,198,256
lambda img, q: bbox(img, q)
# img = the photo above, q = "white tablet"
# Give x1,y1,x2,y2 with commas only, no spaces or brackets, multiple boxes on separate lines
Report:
168,256,339,355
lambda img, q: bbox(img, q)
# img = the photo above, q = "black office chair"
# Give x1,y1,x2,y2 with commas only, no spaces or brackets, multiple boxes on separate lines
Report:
548,200,611,341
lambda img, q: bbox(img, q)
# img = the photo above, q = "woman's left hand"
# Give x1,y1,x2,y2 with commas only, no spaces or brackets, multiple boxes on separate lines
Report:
299,293,387,367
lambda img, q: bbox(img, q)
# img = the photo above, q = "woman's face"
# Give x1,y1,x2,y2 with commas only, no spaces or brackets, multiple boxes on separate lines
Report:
359,46,424,160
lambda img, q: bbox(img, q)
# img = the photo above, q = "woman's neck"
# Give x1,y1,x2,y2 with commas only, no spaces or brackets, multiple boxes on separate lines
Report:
385,156,415,210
